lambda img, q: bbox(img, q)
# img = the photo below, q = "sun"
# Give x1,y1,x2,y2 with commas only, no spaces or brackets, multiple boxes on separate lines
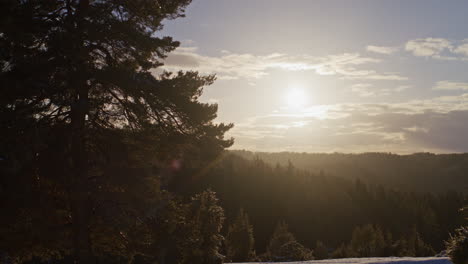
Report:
285,88,308,108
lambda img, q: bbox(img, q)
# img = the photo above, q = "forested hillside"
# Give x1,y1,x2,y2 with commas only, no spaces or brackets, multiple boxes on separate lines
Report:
231,150,468,193
171,152,467,258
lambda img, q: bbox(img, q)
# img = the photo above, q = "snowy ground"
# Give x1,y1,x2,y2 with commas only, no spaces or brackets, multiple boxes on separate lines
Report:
231,257,452,264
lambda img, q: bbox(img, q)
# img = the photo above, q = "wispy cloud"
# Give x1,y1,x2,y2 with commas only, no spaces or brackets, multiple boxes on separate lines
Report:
405,38,454,58
162,47,407,81
394,85,411,92
363,38,468,61
351,84,411,97
404,38,468,60
453,42,468,56
351,83,375,97
230,94,468,153
366,45,399,54
433,80,468,91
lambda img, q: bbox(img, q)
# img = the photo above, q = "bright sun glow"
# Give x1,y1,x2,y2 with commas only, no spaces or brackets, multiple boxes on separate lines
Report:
285,88,308,108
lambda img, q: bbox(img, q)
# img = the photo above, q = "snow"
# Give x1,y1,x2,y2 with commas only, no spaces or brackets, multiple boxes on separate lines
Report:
231,257,452,264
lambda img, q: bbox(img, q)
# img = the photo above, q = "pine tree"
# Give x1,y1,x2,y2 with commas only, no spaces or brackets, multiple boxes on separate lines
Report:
331,244,351,259
349,224,386,257
181,190,226,264
461,206,468,221
266,221,312,261
383,231,394,256
277,241,313,261
267,221,296,260
225,208,255,262
393,238,412,257
446,226,468,264
314,240,329,260
0,1,233,263
407,228,435,257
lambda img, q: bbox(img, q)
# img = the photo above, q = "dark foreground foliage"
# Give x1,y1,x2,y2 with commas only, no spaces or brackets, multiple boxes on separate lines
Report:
446,226,468,264
0,0,232,263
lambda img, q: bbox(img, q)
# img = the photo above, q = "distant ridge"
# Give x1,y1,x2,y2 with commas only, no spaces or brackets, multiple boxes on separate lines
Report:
230,150,468,193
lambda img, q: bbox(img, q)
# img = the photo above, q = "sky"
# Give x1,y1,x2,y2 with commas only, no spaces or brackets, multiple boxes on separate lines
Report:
159,0,468,153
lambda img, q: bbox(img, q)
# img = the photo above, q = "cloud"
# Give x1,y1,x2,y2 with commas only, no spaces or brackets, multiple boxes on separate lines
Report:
366,45,399,54
404,126,429,133
394,85,411,92
163,38,468,83
162,47,407,81
182,39,196,45
403,38,468,60
405,38,453,58
377,85,411,96
229,94,468,153
351,83,375,97
344,73,408,81
453,42,468,56
351,84,411,97
433,81,468,91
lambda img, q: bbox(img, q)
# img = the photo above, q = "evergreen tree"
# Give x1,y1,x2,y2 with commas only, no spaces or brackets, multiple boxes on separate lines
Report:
180,190,225,264
0,0,233,263
137,194,188,264
225,208,255,262
314,240,329,260
266,221,296,260
383,231,394,256
462,206,468,220
392,238,412,257
349,224,386,257
331,244,351,259
407,228,435,257
446,226,468,264
266,221,312,261
277,241,313,261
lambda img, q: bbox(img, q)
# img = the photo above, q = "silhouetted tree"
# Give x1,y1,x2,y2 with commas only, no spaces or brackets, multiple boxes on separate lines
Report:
392,238,412,257
314,240,329,260
225,208,255,262
0,0,232,263
180,190,225,264
266,221,312,261
406,227,435,257
462,206,468,220
446,226,468,264
266,221,296,259
331,244,351,259
276,241,313,261
349,224,386,257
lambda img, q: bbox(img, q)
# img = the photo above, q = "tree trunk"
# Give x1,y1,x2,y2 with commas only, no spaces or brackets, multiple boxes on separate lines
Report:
70,88,93,263
69,1,92,262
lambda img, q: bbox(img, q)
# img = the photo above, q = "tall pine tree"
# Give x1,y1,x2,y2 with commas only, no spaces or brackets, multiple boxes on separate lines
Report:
225,208,255,262
0,0,232,263
180,190,226,264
